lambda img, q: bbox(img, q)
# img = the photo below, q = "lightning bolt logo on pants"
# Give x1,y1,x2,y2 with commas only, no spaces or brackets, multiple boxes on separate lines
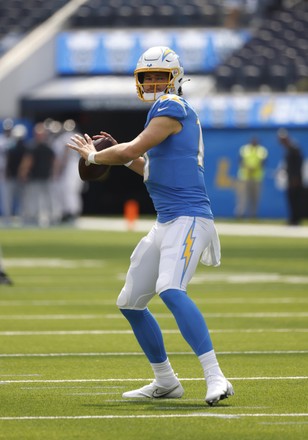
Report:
181,220,195,282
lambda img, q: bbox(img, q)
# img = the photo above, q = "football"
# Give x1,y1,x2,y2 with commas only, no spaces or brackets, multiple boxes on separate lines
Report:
78,137,114,182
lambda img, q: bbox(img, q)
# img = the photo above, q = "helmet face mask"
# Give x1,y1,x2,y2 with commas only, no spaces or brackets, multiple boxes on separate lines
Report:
134,47,184,102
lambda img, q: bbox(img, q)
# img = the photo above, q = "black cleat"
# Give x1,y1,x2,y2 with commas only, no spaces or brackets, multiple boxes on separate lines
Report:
0,271,13,285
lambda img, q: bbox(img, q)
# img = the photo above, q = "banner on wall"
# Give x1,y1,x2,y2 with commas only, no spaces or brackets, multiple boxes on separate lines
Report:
193,95,308,128
56,29,251,74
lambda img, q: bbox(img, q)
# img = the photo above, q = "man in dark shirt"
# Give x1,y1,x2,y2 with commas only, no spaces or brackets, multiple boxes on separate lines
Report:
5,124,28,221
19,123,56,226
277,129,304,225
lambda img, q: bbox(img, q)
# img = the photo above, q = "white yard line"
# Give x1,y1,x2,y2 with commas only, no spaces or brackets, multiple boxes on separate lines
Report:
1,376,307,383
191,273,308,284
1,312,308,320
76,218,308,238
0,350,307,358
260,422,308,425
0,297,308,306
0,413,308,421
3,264,308,284
106,312,308,319
0,300,118,306
0,328,307,336
3,259,104,268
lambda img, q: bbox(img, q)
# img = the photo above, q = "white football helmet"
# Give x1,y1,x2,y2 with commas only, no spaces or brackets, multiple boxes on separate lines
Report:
134,46,184,102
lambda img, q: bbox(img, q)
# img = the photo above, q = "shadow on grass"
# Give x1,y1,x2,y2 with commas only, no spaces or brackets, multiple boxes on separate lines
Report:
82,399,234,411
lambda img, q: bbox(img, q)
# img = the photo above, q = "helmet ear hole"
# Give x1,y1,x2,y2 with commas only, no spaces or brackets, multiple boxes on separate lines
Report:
138,72,144,84
178,77,183,96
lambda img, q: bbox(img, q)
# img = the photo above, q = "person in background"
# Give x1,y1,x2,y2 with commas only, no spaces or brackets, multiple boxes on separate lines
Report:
235,136,268,219
19,123,56,227
277,128,304,226
0,118,14,220
51,119,84,223
67,46,234,406
5,124,28,224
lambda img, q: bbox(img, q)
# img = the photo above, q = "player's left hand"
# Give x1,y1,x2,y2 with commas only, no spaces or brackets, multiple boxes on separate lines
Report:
93,131,118,146
67,133,96,161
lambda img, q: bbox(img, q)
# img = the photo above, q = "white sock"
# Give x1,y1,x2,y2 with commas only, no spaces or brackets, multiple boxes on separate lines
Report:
150,358,179,387
198,349,224,379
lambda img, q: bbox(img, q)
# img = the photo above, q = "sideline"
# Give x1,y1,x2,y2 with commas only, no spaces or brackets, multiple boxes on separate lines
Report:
76,217,308,238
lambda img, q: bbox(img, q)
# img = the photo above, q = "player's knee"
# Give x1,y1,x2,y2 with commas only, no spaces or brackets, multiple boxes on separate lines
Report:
156,273,173,295
116,288,131,308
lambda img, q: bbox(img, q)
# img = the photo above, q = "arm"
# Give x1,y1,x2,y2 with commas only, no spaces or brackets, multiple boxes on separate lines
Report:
18,154,33,182
66,116,182,176
92,131,145,176
125,157,145,176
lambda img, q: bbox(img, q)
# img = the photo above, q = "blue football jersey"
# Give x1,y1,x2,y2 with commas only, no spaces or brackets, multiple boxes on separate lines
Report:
143,94,213,223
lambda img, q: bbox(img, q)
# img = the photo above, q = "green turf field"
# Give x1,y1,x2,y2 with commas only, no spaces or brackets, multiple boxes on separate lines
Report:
0,225,307,440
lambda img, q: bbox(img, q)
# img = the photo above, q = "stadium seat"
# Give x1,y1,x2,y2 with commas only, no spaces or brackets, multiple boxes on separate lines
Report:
214,0,308,92
0,0,70,56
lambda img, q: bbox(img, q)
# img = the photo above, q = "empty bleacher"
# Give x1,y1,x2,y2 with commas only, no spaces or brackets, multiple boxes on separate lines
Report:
0,0,70,56
69,0,224,28
213,1,308,92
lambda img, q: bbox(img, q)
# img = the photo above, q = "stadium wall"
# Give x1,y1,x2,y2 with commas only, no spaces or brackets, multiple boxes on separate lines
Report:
203,127,308,219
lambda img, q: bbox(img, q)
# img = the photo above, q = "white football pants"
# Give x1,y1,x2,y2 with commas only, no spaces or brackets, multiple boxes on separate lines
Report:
117,216,216,310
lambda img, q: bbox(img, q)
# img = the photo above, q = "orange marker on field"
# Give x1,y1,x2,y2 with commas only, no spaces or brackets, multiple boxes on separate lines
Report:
124,199,139,230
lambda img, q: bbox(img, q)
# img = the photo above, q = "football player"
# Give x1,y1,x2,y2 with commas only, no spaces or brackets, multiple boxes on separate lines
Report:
67,46,234,406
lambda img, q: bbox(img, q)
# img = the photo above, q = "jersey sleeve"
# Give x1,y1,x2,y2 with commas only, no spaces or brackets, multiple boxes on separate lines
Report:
150,95,187,121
